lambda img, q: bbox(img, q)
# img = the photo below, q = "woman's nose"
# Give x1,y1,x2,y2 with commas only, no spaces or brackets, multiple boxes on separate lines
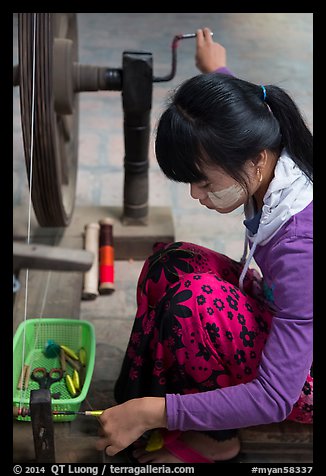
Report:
190,183,206,200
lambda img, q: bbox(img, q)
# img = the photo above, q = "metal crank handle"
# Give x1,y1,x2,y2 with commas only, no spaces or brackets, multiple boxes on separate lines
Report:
153,31,214,82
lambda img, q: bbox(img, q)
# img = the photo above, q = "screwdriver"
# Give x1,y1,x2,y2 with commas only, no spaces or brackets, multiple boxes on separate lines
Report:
13,407,104,417
53,410,103,416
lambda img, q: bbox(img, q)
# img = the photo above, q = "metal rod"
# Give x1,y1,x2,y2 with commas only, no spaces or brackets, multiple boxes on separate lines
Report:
53,410,104,416
14,406,104,417
177,32,213,39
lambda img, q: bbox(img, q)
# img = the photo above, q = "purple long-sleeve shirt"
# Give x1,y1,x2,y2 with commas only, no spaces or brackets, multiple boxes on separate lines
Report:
166,202,313,430
165,68,313,431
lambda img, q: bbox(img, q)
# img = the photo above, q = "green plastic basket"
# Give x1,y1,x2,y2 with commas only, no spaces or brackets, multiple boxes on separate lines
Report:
13,318,96,422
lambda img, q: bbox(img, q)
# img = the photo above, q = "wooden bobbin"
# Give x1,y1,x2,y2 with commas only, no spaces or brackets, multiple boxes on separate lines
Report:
99,217,115,295
82,222,100,300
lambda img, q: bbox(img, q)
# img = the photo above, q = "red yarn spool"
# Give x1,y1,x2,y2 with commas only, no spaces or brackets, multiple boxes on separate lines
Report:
99,218,115,294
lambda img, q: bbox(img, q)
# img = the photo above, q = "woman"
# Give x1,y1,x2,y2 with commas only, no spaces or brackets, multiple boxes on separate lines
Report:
96,28,313,463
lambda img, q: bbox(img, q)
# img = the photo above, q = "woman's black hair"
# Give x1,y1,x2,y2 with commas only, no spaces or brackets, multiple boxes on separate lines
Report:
154,72,313,187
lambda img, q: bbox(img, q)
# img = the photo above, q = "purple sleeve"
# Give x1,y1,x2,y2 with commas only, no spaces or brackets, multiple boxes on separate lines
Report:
165,236,313,431
214,66,234,76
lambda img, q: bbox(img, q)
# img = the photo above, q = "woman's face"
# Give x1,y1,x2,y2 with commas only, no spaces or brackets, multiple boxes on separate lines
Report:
190,161,259,214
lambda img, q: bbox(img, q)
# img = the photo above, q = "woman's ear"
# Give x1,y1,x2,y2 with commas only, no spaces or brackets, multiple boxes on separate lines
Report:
252,150,268,170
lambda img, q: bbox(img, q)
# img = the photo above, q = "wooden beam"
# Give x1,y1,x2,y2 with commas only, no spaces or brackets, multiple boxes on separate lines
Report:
13,241,93,272
13,235,86,333
13,205,175,260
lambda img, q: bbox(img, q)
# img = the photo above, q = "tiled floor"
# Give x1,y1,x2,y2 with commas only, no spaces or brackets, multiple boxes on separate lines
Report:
13,13,313,464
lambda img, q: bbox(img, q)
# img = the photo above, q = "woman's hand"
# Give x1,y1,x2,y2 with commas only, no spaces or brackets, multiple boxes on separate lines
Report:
195,27,227,73
96,397,167,456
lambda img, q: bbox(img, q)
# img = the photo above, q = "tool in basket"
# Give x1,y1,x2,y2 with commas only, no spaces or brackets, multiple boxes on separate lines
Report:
31,367,63,389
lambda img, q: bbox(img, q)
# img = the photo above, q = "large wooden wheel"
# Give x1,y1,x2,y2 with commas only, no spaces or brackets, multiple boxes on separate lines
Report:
15,13,176,229
18,13,79,226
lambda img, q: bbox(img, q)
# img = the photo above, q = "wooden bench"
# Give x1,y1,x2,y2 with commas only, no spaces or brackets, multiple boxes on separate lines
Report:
239,421,313,463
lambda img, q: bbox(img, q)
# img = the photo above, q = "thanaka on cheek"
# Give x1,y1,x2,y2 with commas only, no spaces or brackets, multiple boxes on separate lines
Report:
207,183,245,209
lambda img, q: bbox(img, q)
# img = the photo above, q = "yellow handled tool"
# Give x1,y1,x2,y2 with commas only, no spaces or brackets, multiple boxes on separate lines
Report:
13,407,104,417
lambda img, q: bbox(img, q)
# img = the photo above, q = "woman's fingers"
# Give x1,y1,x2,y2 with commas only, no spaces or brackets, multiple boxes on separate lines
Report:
203,27,213,42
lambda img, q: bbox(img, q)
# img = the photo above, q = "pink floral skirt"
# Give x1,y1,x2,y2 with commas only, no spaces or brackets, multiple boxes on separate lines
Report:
114,241,313,424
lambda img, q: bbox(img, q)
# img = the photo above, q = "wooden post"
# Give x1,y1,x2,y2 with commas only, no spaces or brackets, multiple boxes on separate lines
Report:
30,389,55,463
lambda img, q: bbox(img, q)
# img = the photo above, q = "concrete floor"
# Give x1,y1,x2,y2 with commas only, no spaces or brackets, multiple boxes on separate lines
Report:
13,13,313,464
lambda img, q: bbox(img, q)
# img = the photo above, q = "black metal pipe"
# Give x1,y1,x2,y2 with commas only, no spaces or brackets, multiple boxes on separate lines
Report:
74,64,122,92
122,51,153,223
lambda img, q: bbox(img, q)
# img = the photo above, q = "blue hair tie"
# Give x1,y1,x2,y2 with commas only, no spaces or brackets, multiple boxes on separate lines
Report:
261,85,267,101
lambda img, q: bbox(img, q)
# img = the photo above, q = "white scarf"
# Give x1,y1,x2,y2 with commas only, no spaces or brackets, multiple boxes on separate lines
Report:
239,148,313,290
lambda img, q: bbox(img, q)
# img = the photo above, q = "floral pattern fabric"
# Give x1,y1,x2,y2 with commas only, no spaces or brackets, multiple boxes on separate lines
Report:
114,241,313,424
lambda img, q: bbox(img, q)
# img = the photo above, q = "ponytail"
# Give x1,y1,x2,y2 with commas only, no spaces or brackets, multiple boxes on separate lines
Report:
264,85,313,180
